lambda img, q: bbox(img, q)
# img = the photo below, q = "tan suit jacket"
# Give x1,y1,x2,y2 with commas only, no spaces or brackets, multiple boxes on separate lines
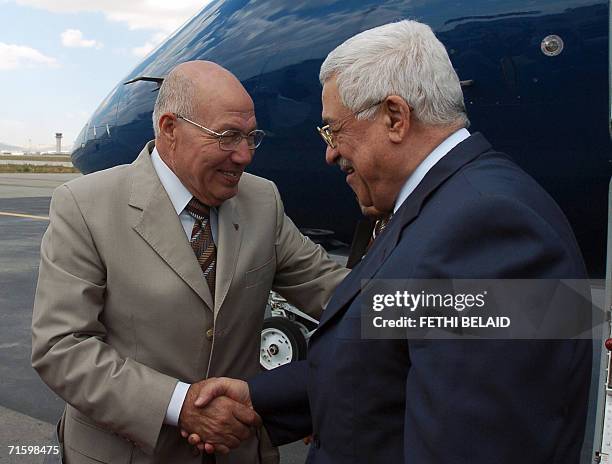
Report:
32,142,348,463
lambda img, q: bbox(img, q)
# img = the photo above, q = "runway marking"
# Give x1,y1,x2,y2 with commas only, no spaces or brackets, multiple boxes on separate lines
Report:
0,342,20,349
0,211,49,221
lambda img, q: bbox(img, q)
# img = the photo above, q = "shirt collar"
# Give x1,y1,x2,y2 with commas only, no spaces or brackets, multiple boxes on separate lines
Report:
151,146,193,216
393,128,470,213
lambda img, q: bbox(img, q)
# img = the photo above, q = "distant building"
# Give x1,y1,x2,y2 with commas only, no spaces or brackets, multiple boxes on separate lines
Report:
55,133,62,154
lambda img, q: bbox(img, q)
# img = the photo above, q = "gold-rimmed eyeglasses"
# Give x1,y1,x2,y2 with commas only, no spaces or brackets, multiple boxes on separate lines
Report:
176,114,266,151
316,100,384,149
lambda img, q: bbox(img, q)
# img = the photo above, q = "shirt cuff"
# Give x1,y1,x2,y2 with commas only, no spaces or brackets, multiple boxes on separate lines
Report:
164,381,191,426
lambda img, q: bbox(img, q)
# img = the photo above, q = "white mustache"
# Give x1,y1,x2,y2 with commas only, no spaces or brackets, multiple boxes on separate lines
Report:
338,158,353,171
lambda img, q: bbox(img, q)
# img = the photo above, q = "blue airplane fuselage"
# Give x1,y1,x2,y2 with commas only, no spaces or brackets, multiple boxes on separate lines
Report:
72,0,612,277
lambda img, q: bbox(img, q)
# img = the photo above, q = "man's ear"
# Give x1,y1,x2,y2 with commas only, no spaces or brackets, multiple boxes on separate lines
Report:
158,113,177,143
383,96,411,143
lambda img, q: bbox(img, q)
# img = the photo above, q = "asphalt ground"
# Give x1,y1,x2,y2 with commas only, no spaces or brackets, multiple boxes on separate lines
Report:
0,173,308,463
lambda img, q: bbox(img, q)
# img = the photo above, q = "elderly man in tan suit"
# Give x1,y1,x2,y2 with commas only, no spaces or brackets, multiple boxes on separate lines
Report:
31,61,347,464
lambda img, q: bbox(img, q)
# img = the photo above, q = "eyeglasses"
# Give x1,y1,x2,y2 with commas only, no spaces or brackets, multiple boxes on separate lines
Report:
316,100,384,149
176,114,265,151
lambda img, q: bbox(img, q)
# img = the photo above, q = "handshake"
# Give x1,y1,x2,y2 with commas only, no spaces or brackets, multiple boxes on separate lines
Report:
178,377,255,455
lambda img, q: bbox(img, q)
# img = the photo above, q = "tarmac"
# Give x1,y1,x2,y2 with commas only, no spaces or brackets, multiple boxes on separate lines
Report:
0,173,308,463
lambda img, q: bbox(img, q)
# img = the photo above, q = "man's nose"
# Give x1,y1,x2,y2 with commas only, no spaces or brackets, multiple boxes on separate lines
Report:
325,144,339,165
232,139,254,165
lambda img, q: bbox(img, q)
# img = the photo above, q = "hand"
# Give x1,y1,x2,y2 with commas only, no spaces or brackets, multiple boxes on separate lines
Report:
180,377,252,454
178,379,260,454
195,377,252,409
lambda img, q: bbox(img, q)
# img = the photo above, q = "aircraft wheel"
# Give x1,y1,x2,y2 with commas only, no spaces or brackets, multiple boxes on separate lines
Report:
260,317,307,370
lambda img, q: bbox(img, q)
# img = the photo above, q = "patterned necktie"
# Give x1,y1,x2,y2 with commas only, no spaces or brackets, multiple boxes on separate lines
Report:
366,214,392,252
185,197,216,300
372,214,392,240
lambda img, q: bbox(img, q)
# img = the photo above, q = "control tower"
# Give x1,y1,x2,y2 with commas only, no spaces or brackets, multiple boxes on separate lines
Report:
55,133,62,154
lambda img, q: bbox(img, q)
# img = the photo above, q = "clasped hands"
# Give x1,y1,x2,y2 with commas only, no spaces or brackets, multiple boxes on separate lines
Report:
178,377,254,455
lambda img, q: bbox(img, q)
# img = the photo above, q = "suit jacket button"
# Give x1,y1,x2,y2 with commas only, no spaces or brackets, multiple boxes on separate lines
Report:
206,328,214,340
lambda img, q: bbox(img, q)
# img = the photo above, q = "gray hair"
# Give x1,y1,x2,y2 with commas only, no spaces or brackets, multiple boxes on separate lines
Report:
152,72,197,137
320,20,469,127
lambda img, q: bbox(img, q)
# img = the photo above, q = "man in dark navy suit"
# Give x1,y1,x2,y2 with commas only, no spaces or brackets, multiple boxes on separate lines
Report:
188,20,591,463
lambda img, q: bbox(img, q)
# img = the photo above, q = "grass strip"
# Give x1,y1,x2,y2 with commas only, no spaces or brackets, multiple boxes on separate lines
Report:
0,155,72,162
0,165,80,173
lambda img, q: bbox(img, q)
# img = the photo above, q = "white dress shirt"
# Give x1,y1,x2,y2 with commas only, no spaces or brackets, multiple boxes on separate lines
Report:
393,128,470,213
151,147,216,427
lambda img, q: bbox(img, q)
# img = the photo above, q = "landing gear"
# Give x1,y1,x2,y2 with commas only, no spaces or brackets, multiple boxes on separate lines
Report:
260,317,307,370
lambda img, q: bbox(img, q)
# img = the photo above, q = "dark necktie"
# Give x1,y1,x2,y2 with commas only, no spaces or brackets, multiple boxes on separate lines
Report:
366,214,392,252
372,215,392,241
185,198,216,300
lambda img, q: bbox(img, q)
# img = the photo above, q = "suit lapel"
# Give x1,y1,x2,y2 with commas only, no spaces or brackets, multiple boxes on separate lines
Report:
129,142,214,310
315,218,401,329
346,218,375,269
214,198,242,319
315,133,492,333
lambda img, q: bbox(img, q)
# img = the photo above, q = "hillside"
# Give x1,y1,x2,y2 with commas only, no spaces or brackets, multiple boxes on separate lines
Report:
0,142,25,152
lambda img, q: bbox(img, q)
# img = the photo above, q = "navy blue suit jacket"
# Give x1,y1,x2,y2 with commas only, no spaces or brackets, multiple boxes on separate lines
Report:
249,133,591,463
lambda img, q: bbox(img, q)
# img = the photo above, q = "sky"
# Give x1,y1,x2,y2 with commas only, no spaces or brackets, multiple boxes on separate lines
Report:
0,0,209,150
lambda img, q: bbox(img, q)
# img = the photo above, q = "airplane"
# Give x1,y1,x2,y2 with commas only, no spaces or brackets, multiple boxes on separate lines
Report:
71,0,611,460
